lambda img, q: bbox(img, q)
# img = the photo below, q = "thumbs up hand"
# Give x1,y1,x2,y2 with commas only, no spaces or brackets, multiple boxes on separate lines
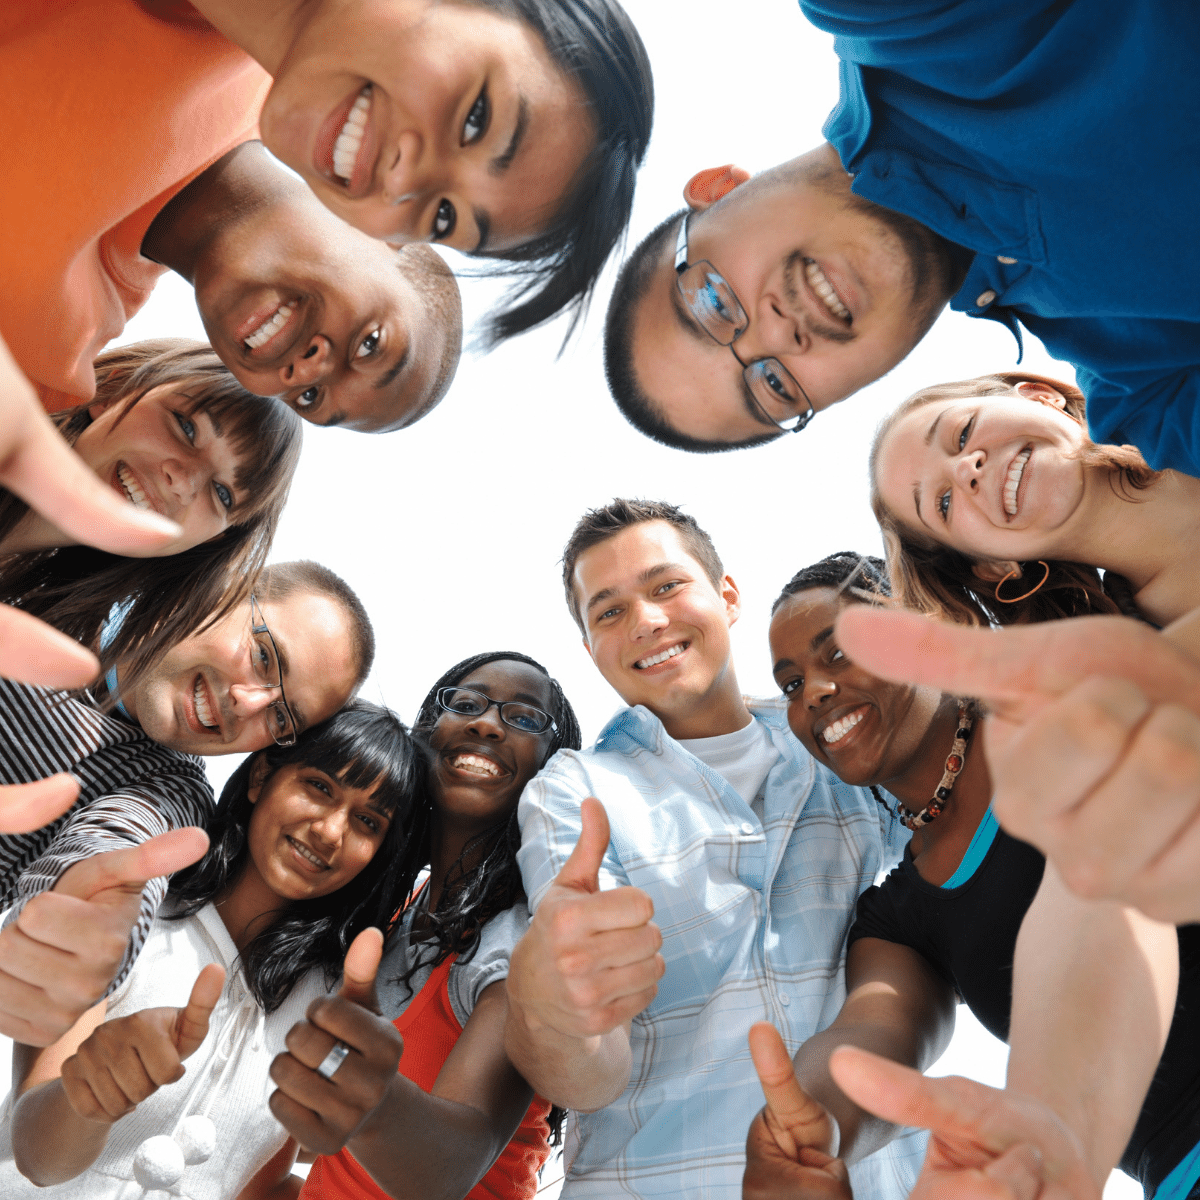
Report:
268,928,404,1155
508,797,664,1043
59,962,227,1123
0,827,210,1045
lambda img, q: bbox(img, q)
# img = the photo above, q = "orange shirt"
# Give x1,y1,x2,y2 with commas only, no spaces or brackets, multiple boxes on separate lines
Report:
301,953,553,1200
0,0,270,406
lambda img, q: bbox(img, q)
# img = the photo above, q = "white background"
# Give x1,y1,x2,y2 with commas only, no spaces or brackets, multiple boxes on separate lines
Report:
5,1,1139,1195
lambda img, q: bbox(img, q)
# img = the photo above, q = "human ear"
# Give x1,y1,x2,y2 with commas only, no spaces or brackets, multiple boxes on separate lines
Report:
581,634,594,663
246,753,272,804
683,165,751,211
1014,381,1068,410
970,559,1021,584
721,573,742,626
86,401,110,421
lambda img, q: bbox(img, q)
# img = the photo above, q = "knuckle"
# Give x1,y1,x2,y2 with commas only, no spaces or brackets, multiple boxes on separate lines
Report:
1139,708,1200,790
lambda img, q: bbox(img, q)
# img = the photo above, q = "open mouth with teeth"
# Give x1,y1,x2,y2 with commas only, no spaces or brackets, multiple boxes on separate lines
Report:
819,704,870,746
193,676,218,732
333,85,372,186
1003,447,1032,518
450,752,506,779
803,259,851,323
287,835,329,870
243,301,297,353
115,463,151,511
634,641,688,670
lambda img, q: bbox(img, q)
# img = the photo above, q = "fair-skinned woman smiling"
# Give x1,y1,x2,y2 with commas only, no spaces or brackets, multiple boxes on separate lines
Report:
0,339,300,698
748,553,1195,1200
178,0,653,342
275,651,582,1200
869,371,1200,629
3,702,420,1200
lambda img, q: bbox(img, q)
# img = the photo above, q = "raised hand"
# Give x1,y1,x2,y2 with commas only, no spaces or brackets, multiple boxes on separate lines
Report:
59,962,226,1123
744,1023,852,1200
836,607,1200,923
268,927,404,1155
0,827,210,1045
828,1046,1100,1200
508,796,663,1041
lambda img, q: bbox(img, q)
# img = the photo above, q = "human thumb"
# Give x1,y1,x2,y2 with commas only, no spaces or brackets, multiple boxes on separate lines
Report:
54,827,210,903
339,926,384,1014
553,796,610,895
174,963,226,1059
749,1022,838,1158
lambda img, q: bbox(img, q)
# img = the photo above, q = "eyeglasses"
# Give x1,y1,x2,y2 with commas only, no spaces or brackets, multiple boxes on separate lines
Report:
674,213,814,434
249,595,298,747
435,687,557,736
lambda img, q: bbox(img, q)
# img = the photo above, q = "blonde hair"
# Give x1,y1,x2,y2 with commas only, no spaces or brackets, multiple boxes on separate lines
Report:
869,372,1158,626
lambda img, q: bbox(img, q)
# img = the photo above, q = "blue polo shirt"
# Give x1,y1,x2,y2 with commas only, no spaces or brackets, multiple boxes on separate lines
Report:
800,0,1200,476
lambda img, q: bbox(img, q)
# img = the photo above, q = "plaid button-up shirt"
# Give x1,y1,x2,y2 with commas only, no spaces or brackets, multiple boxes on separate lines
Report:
517,698,925,1199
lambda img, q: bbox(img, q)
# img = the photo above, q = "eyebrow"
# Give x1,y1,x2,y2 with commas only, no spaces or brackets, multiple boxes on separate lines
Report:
811,625,835,653
669,280,713,346
204,411,224,438
321,411,349,428
585,561,690,616
491,95,529,177
925,410,946,447
374,344,411,392
472,208,491,255
270,630,308,734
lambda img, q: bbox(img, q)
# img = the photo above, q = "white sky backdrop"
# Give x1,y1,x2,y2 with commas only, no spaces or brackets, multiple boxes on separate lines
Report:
6,2,1139,1195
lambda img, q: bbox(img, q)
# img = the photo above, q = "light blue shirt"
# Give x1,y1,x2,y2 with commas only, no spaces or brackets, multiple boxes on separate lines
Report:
517,698,924,1199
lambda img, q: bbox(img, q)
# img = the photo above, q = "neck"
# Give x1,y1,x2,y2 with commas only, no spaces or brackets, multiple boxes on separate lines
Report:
141,141,290,278
215,861,289,954
181,0,304,74
1064,468,1200,626
425,811,504,914
656,670,752,741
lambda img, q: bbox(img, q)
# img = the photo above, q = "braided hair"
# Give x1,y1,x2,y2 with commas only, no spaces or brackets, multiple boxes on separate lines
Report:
772,551,891,616
395,651,581,1143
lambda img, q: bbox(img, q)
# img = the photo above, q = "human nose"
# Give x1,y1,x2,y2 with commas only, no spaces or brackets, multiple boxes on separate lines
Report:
629,596,669,640
804,673,837,710
382,130,431,234
160,453,206,509
280,336,333,389
309,806,349,848
466,703,507,741
228,682,280,720
735,295,804,362
953,447,987,492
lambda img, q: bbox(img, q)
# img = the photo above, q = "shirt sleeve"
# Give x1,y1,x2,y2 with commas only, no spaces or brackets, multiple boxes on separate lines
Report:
446,900,531,1027
849,871,957,992
516,752,627,914
2,776,213,993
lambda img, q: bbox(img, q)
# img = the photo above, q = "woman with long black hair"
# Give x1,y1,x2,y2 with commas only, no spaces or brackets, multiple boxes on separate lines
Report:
284,650,582,1200
1,701,420,1200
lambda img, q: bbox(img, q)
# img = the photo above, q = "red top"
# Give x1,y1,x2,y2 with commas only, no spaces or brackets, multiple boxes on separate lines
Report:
300,952,553,1200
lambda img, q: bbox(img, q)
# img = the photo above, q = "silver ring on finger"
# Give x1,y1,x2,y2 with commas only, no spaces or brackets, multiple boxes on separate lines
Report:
315,1041,351,1081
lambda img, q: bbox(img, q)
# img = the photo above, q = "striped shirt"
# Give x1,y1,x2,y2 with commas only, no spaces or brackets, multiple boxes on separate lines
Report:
517,698,926,1200
0,678,213,990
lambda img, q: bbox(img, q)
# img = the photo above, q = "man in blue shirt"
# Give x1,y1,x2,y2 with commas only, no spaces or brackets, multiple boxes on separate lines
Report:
605,0,1200,476
504,499,951,1198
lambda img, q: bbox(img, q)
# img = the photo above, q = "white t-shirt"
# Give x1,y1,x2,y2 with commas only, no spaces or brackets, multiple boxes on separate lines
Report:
0,901,332,1200
678,717,781,816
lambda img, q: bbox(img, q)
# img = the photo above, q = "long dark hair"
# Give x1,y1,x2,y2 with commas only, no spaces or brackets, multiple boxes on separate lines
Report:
396,651,581,1143
0,340,302,699
870,372,1158,626
471,0,653,346
169,701,421,1013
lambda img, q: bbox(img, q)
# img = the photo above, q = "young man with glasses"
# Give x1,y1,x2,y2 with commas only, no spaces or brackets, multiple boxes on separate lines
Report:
503,499,940,1199
0,560,373,1048
606,0,1200,471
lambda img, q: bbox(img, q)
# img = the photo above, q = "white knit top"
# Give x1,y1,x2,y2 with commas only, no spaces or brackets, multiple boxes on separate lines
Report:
0,901,333,1199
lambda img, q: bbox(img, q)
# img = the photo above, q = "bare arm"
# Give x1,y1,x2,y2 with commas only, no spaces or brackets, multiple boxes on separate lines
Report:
793,938,955,1162
235,1138,301,1200
1007,863,1177,1186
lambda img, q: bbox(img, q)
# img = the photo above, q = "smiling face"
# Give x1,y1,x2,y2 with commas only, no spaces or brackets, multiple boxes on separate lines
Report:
628,153,951,445
426,659,555,834
193,190,458,431
874,385,1089,566
769,588,940,786
258,0,595,254
242,759,391,902
74,385,246,555
573,521,742,735
123,591,357,755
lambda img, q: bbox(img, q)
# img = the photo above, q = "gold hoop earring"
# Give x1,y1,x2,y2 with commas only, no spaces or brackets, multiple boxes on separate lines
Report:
994,561,1051,604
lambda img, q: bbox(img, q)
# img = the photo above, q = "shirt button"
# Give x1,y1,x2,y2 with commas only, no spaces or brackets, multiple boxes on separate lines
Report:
976,289,997,306
740,822,755,835
780,994,791,1007
996,256,1017,265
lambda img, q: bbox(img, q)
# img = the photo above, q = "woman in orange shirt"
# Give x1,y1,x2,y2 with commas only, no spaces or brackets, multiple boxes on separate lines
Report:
281,650,582,1200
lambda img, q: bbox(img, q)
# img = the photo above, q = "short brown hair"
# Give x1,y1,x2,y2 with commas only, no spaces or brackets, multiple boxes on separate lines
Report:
561,498,724,632
869,371,1158,627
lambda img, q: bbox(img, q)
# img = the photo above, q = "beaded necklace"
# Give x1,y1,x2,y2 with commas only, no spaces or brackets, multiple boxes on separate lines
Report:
893,699,974,831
